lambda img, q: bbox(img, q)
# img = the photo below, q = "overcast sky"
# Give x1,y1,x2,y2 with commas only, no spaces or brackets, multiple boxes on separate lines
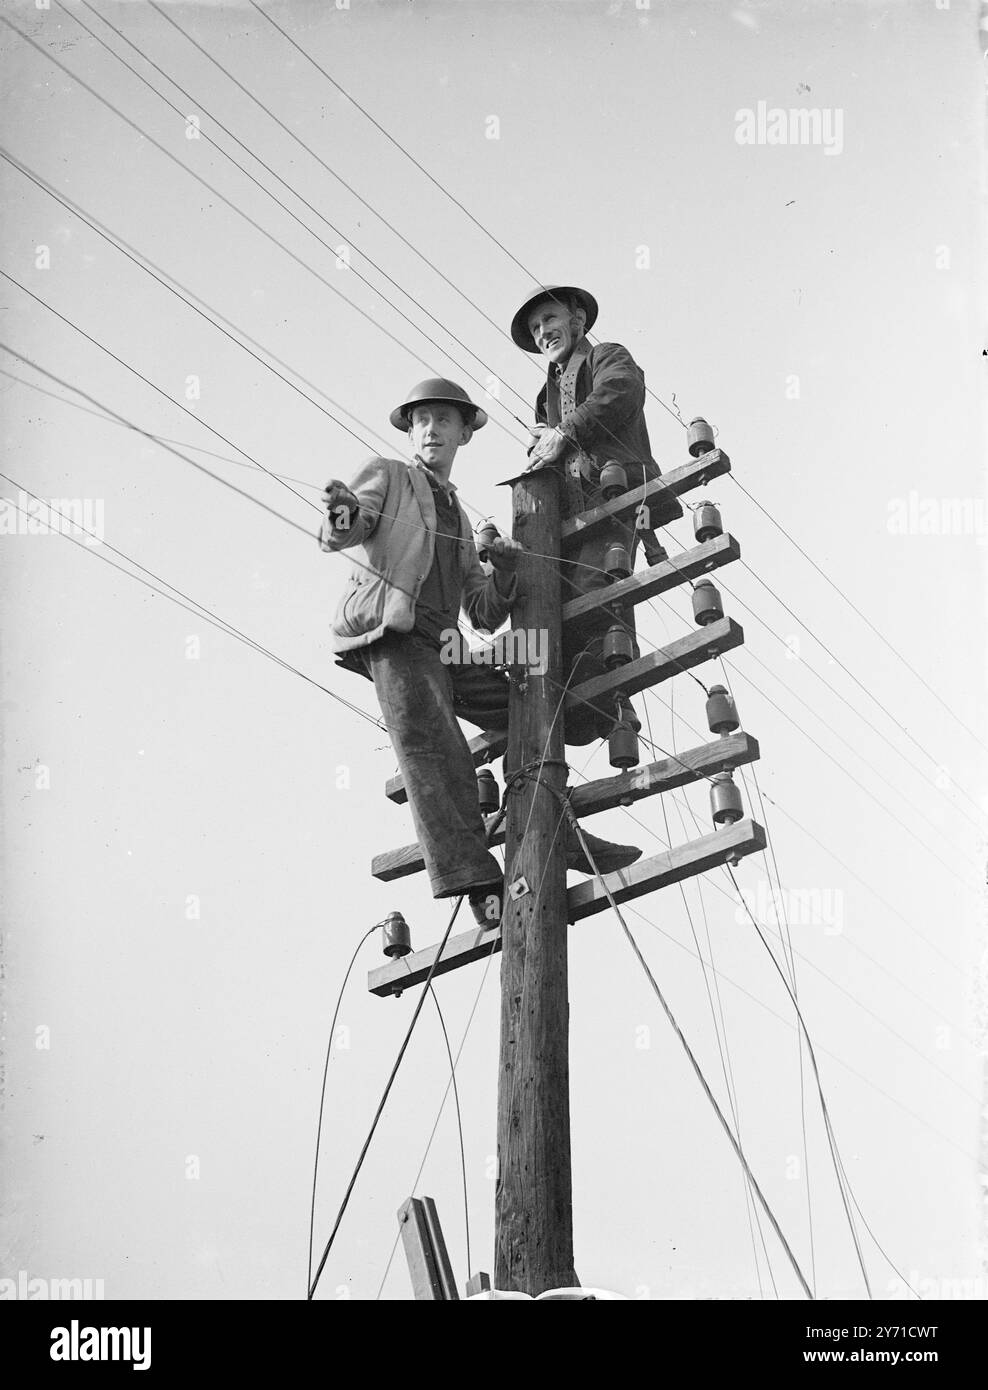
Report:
1,0,986,1302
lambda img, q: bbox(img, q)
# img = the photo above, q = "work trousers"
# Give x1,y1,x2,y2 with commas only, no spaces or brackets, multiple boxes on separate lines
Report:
561,459,660,744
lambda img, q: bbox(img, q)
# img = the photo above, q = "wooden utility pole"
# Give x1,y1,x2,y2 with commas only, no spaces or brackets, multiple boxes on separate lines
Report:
368,440,770,1298
493,465,576,1294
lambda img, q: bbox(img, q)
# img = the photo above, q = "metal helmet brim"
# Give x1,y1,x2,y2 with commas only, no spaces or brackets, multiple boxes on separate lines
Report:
509,285,599,353
389,378,488,432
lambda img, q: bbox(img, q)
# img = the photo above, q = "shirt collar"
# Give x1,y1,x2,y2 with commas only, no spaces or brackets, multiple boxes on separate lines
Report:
414,456,457,499
549,336,589,380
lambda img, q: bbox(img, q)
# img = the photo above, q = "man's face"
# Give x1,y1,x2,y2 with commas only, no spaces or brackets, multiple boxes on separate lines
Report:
527,297,586,365
408,403,472,469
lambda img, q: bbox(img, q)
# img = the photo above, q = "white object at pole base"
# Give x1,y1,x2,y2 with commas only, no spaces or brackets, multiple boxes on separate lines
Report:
466,1286,629,1301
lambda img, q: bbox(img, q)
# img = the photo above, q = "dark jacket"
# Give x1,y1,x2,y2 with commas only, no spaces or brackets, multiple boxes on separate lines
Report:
536,339,658,477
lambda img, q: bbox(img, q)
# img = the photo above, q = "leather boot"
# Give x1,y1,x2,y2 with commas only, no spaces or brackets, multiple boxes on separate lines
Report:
565,824,641,875
468,878,503,929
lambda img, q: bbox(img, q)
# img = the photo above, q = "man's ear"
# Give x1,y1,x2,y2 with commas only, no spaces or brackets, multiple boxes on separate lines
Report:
571,307,587,335
459,422,474,446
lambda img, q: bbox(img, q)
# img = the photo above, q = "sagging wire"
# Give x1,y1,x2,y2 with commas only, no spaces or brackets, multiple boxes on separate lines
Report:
307,895,469,1300
745,758,817,1294
547,783,814,1299
725,773,920,1299
421,978,472,1282
728,865,874,1298
307,924,378,1297
308,780,518,1300
641,689,777,1299
373,934,501,1300
667,672,816,1297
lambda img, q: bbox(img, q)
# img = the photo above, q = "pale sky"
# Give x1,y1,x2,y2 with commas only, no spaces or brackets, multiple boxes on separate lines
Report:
1,0,986,1302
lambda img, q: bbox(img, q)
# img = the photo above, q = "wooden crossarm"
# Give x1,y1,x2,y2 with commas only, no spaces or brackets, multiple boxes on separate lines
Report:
561,533,739,626
559,450,731,553
371,732,760,883
566,819,766,923
368,819,765,996
566,617,743,716
368,923,503,997
569,732,759,815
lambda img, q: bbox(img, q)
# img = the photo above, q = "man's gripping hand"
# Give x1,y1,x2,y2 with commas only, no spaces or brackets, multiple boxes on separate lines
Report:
527,425,570,467
487,536,522,572
321,479,359,533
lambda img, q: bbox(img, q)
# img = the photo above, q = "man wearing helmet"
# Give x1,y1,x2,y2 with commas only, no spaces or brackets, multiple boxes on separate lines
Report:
319,378,639,926
509,285,663,743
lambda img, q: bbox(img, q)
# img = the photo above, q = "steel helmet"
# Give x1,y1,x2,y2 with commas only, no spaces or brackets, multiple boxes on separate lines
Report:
509,284,599,352
389,378,488,432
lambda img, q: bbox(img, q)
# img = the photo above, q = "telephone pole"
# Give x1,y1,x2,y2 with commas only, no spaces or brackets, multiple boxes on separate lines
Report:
494,465,576,1294
368,435,768,1299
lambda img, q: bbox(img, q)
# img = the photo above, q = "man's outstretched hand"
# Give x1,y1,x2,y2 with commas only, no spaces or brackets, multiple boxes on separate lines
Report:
321,479,359,531
486,536,522,572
